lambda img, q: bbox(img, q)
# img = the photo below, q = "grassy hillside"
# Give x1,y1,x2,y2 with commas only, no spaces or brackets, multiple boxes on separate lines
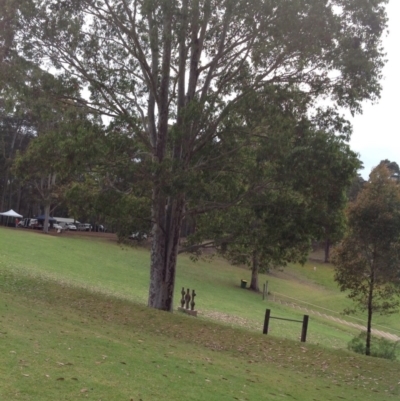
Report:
1,228,399,341
0,227,399,400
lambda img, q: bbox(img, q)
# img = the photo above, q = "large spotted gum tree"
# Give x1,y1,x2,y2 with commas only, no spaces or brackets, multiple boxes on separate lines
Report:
14,0,388,310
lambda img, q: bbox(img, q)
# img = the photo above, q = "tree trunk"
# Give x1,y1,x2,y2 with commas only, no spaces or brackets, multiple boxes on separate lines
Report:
365,270,375,356
16,185,22,212
250,250,260,292
43,203,50,233
8,177,13,210
324,238,330,263
1,166,10,213
148,191,185,311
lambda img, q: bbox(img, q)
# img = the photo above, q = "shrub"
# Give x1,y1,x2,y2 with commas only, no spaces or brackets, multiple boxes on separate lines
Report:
348,332,399,361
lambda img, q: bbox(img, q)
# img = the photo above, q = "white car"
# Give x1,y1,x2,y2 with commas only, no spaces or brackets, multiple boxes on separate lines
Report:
78,223,92,231
29,219,42,229
129,232,148,241
67,223,77,231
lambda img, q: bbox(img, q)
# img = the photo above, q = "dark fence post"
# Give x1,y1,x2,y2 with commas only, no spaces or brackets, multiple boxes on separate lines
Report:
301,315,309,342
263,309,271,334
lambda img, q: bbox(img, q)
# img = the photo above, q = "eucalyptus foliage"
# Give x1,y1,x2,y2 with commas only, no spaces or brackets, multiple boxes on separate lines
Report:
11,0,388,310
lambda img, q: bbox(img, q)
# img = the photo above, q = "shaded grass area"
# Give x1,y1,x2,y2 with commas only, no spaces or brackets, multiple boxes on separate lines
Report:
1,268,399,401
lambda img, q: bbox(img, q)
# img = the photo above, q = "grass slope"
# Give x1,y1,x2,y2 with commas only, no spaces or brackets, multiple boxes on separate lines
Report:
0,227,399,400
1,269,399,401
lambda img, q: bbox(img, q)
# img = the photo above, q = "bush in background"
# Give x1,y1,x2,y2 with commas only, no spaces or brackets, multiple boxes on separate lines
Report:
348,332,399,361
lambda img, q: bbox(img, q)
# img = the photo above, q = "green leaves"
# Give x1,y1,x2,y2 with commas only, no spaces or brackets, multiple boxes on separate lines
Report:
9,0,389,309
333,164,400,354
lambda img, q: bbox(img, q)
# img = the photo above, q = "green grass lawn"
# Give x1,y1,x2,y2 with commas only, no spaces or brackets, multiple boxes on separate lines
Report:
1,227,399,343
1,227,399,400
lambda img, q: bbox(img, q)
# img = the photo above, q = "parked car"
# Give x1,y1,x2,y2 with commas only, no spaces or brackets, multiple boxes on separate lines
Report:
56,222,69,230
29,219,43,230
17,219,27,228
67,223,77,231
129,232,148,241
53,223,65,231
77,223,92,231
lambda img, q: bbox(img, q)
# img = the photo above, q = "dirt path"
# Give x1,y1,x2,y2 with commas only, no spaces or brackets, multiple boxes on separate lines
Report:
271,298,400,342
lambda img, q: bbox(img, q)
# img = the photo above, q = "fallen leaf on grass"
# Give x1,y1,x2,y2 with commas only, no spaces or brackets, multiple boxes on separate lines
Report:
80,388,88,393
22,374,29,377
56,377,65,381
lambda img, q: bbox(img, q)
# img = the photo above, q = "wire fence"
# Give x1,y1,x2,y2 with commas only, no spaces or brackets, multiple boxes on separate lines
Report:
268,291,400,340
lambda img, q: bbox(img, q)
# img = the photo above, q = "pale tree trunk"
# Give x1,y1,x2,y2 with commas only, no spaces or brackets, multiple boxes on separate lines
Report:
146,0,225,311
148,190,185,311
324,238,331,263
41,173,56,233
1,124,21,213
43,203,50,233
250,250,260,292
8,177,13,210
147,1,179,311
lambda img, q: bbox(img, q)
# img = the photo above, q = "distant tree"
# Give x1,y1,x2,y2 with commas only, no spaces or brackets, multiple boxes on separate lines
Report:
0,1,36,216
195,188,312,292
378,159,400,181
347,173,366,202
14,102,102,232
63,124,152,236
333,165,400,356
0,110,35,215
187,113,359,290
286,127,360,263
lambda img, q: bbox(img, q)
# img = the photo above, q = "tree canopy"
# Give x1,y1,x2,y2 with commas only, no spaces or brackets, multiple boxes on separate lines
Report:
9,0,389,310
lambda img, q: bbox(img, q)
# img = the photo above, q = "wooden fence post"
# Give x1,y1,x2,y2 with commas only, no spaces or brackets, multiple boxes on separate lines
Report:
301,315,309,342
263,309,271,335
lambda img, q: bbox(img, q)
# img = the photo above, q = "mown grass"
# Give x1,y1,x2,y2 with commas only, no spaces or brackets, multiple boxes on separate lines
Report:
1,227,399,346
0,230,353,347
1,227,400,400
1,267,399,401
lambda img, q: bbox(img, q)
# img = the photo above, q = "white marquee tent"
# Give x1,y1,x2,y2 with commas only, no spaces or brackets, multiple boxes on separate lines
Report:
0,209,23,218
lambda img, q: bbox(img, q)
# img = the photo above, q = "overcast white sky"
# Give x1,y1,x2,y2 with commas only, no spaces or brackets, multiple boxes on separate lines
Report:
350,0,400,179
